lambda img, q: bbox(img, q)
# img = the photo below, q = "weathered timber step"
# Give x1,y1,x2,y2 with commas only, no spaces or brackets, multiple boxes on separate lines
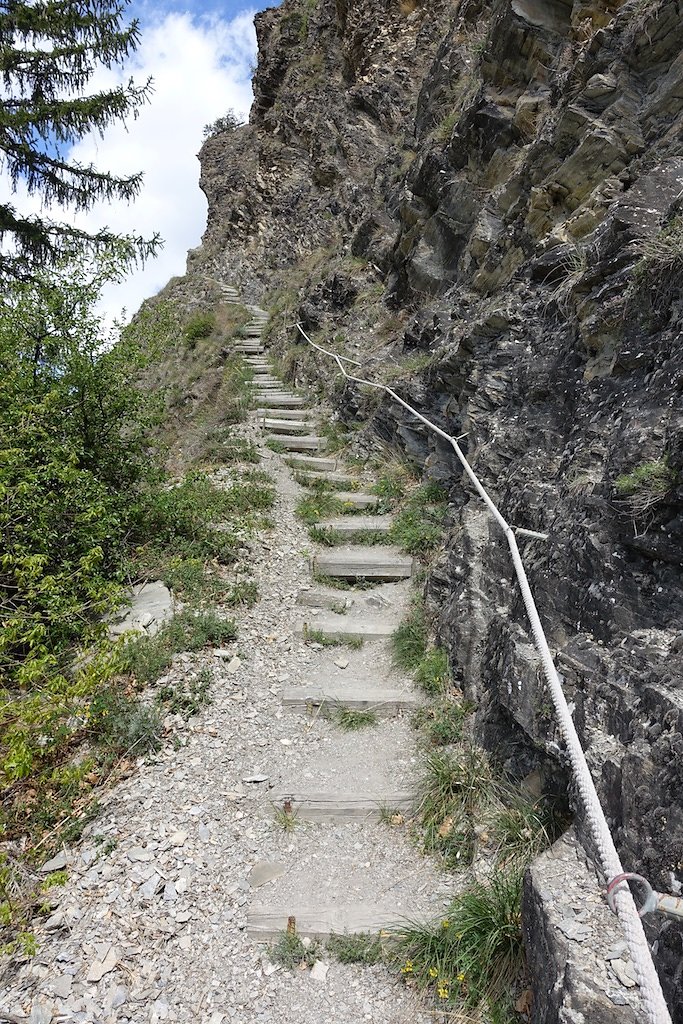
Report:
248,904,414,942
262,418,309,434
235,345,264,353
282,682,419,715
315,515,394,537
267,434,324,452
253,382,281,390
256,394,305,408
312,547,413,580
296,590,355,610
297,611,397,641
257,408,312,420
333,491,381,510
267,790,415,823
286,454,338,472
252,375,279,383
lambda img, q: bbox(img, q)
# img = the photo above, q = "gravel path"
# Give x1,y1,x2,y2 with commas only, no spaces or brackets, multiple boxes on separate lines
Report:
1,344,450,1024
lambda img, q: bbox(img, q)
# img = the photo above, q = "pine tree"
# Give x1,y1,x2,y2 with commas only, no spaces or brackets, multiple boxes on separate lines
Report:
0,0,161,280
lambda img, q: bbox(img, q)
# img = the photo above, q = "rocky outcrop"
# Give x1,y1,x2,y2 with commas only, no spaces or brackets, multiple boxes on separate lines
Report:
190,0,683,1018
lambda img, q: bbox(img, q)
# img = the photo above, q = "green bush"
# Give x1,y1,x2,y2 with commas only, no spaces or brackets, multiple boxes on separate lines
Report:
183,311,216,342
89,688,162,755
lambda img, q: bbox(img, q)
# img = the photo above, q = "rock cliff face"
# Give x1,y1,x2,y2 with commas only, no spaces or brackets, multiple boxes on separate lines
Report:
193,0,683,1018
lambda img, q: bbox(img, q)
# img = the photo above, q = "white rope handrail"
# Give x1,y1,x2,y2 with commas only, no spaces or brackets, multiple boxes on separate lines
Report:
296,323,672,1024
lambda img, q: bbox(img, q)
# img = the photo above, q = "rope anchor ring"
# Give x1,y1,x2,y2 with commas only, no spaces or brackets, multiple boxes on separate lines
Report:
607,873,683,920
606,873,658,917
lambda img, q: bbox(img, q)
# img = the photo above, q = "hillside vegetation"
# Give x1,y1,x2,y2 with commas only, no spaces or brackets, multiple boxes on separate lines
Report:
0,259,268,953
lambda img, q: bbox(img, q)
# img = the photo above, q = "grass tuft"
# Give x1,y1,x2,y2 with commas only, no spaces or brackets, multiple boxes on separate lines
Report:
273,806,299,833
391,871,524,1016
614,457,675,516
327,932,384,965
414,648,451,695
415,698,473,746
297,491,344,525
416,747,497,868
269,930,321,970
334,706,378,731
493,796,560,869
391,604,427,671
123,609,237,685
389,483,448,556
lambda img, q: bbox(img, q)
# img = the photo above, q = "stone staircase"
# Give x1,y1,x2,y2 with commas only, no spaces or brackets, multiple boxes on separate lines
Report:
237,306,444,943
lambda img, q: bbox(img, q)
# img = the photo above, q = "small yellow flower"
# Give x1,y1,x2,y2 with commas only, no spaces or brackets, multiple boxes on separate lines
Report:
438,986,449,999
457,972,466,983
428,967,438,978
401,960,414,974
441,919,449,929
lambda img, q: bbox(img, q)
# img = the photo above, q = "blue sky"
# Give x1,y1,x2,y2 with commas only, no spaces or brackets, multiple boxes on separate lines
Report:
7,0,281,322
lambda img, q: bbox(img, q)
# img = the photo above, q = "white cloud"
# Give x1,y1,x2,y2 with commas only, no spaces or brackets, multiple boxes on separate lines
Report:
6,7,257,323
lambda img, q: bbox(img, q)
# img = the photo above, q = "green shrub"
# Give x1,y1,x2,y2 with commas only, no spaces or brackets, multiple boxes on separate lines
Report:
203,109,241,139
157,668,213,719
89,688,162,755
183,311,216,342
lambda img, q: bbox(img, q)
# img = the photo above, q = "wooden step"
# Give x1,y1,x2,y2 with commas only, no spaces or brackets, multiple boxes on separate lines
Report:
296,590,355,610
263,419,309,434
297,612,397,641
248,904,409,942
258,408,312,421
315,515,394,538
257,394,305,408
334,492,380,510
282,682,419,716
312,547,413,581
287,454,338,472
267,790,415,823
267,434,325,452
